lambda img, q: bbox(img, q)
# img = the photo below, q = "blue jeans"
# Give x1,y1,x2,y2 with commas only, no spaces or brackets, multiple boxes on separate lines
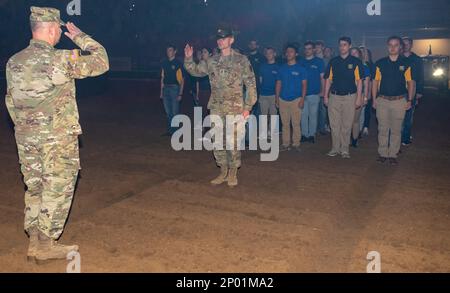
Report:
363,99,373,129
318,96,329,133
301,95,320,137
162,85,180,134
401,97,416,144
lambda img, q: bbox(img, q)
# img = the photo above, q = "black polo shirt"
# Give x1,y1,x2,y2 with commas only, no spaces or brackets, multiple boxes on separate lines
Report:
374,56,413,97
161,58,183,86
403,53,424,95
324,55,364,95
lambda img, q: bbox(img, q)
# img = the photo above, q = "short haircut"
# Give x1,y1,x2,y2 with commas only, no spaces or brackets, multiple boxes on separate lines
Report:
402,36,413,45
284,43,299,53
304,41,316,48
166,44,177,51
387,36,403,45
339,36,352,45
315,40,325,47
30,21,48,32
265,46,276,53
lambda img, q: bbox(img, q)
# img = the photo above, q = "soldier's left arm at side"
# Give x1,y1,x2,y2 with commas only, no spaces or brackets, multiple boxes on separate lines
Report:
5,61,17,125
242,56,257,111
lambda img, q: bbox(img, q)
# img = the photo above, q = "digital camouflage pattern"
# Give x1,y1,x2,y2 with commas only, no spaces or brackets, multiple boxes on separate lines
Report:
5,25,109,239
184,49,257,168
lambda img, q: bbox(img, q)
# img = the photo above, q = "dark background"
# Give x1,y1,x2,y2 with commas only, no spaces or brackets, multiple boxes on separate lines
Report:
1,0,450,71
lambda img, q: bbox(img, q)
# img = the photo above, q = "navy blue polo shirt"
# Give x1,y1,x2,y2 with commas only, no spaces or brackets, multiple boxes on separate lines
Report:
324,55,364,95
374,56,414,96
161,58,183,86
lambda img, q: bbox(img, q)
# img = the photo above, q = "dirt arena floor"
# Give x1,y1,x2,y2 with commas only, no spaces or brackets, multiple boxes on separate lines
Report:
0,78,449,273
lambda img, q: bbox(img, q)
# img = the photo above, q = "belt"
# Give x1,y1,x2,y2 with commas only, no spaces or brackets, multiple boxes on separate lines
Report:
379,95,406,101
331,91,356,96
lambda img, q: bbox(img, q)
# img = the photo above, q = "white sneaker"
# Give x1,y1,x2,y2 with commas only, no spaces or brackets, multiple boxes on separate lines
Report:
327,150,340,157
341,152,351,159
363,127,369,136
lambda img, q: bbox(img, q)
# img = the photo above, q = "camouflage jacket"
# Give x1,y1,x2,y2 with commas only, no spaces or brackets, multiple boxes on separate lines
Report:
5,33,109,136
184,49,257,115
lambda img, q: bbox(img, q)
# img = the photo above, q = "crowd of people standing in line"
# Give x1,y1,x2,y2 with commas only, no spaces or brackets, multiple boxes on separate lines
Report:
160,35,424,166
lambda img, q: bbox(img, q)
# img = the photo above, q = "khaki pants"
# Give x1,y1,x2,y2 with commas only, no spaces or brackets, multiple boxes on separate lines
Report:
352,106,363,139
328,94,357,154
376,98,407,158
279,98,302,147
259,95,277,116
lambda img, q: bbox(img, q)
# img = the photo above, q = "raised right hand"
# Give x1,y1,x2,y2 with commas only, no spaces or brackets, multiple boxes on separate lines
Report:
64,22,83,41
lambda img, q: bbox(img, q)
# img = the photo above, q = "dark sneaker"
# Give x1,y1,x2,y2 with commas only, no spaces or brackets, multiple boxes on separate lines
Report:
280,145,291,152
377,156,388,163
292,145,302,152
301,136,308,143
309,136,316,144
389,158,399,166
351,138,358,148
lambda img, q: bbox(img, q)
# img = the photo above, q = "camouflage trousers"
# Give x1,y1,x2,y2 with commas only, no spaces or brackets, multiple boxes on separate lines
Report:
211,112,245,169
15,133,80,240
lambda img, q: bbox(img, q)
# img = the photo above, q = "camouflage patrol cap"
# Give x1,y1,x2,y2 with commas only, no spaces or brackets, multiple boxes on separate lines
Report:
30,6,66,26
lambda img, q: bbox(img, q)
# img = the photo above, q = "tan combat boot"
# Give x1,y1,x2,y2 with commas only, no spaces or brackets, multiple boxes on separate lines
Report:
27,227,39,262
33,231,79,264
210,166,229,185
227,168,238,187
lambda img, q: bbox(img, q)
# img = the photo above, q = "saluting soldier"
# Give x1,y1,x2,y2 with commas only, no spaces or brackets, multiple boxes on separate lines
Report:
5,7,109,263
184,26,257,187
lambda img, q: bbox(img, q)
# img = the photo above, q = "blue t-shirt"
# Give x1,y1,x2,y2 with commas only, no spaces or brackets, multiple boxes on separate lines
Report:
363,64,371,80
276,63,308,101
299,57,325,96
259,62,280,96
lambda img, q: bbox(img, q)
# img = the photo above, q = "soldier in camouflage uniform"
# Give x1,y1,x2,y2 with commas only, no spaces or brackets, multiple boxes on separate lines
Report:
184,27,257,187
5,7,109,263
